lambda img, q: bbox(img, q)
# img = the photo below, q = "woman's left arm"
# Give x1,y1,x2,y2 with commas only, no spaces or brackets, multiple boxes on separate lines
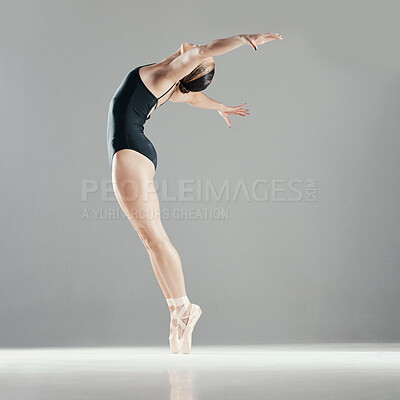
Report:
188,92,249,128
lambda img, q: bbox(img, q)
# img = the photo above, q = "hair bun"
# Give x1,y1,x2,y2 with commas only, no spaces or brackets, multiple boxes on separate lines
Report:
179,81,190,94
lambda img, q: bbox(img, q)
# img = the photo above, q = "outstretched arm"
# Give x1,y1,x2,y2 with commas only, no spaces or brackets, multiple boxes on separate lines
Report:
199,32,283,57
187,92,225,110
191,92,250,128
170,91,249,128
164,33,283,83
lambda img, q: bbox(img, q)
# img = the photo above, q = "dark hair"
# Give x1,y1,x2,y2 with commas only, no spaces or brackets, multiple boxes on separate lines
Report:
179,69,215,94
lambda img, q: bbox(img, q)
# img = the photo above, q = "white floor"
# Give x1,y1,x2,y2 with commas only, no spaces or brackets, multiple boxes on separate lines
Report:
1,344,400,399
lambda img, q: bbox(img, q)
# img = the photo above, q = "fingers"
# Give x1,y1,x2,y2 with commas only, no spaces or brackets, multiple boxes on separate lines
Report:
233,103,250,115
265,32,283,41
245,33,283,50
219,103,250,128
234,107,249,115
255,32,283,45
228,108,249,116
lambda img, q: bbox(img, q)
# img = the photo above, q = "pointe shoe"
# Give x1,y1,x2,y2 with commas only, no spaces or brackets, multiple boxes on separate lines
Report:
169,309,180,354
179,304,202,354
167,299,180,354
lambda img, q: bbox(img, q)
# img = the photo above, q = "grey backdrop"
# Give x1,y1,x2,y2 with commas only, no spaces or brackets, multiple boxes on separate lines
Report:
1,0,399,346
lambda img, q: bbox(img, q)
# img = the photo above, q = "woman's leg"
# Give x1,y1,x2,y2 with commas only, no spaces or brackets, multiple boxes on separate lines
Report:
146,247,177,325
111,149,188,299
148,251,172,299
112,160,171,299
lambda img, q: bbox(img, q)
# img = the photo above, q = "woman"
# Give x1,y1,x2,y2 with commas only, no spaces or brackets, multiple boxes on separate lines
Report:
106,32,283,354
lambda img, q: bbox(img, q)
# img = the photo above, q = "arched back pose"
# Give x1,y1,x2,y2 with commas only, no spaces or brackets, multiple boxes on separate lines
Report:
106,32,283,354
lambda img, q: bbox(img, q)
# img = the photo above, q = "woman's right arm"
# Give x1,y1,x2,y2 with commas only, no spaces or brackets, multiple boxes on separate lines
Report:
199,32,282,56
164,33,282,83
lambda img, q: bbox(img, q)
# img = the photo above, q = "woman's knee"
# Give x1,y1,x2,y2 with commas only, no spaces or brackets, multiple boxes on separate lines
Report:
136,224,169,252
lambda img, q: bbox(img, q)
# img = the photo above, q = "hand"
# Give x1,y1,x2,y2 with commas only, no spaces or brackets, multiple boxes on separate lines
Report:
240,33,283,50
218,103,249,128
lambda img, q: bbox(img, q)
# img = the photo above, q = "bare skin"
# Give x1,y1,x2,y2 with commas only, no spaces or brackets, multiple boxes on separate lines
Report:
112,32,283,327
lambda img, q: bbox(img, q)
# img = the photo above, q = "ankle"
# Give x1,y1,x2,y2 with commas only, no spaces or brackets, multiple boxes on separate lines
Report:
166,298,176,315
172,295,191,322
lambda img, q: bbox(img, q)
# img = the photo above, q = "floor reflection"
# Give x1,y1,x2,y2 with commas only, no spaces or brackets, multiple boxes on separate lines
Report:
168,368,195,400
0,345,399,400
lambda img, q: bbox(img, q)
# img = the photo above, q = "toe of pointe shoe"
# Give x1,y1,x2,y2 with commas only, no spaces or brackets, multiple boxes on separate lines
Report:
181,305,202,354
169,335,180,354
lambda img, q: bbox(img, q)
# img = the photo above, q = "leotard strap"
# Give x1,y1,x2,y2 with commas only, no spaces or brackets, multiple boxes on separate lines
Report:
156,82,177,100
154,81,178,111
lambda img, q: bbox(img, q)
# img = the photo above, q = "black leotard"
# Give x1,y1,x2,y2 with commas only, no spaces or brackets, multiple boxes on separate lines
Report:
106,63,177,170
